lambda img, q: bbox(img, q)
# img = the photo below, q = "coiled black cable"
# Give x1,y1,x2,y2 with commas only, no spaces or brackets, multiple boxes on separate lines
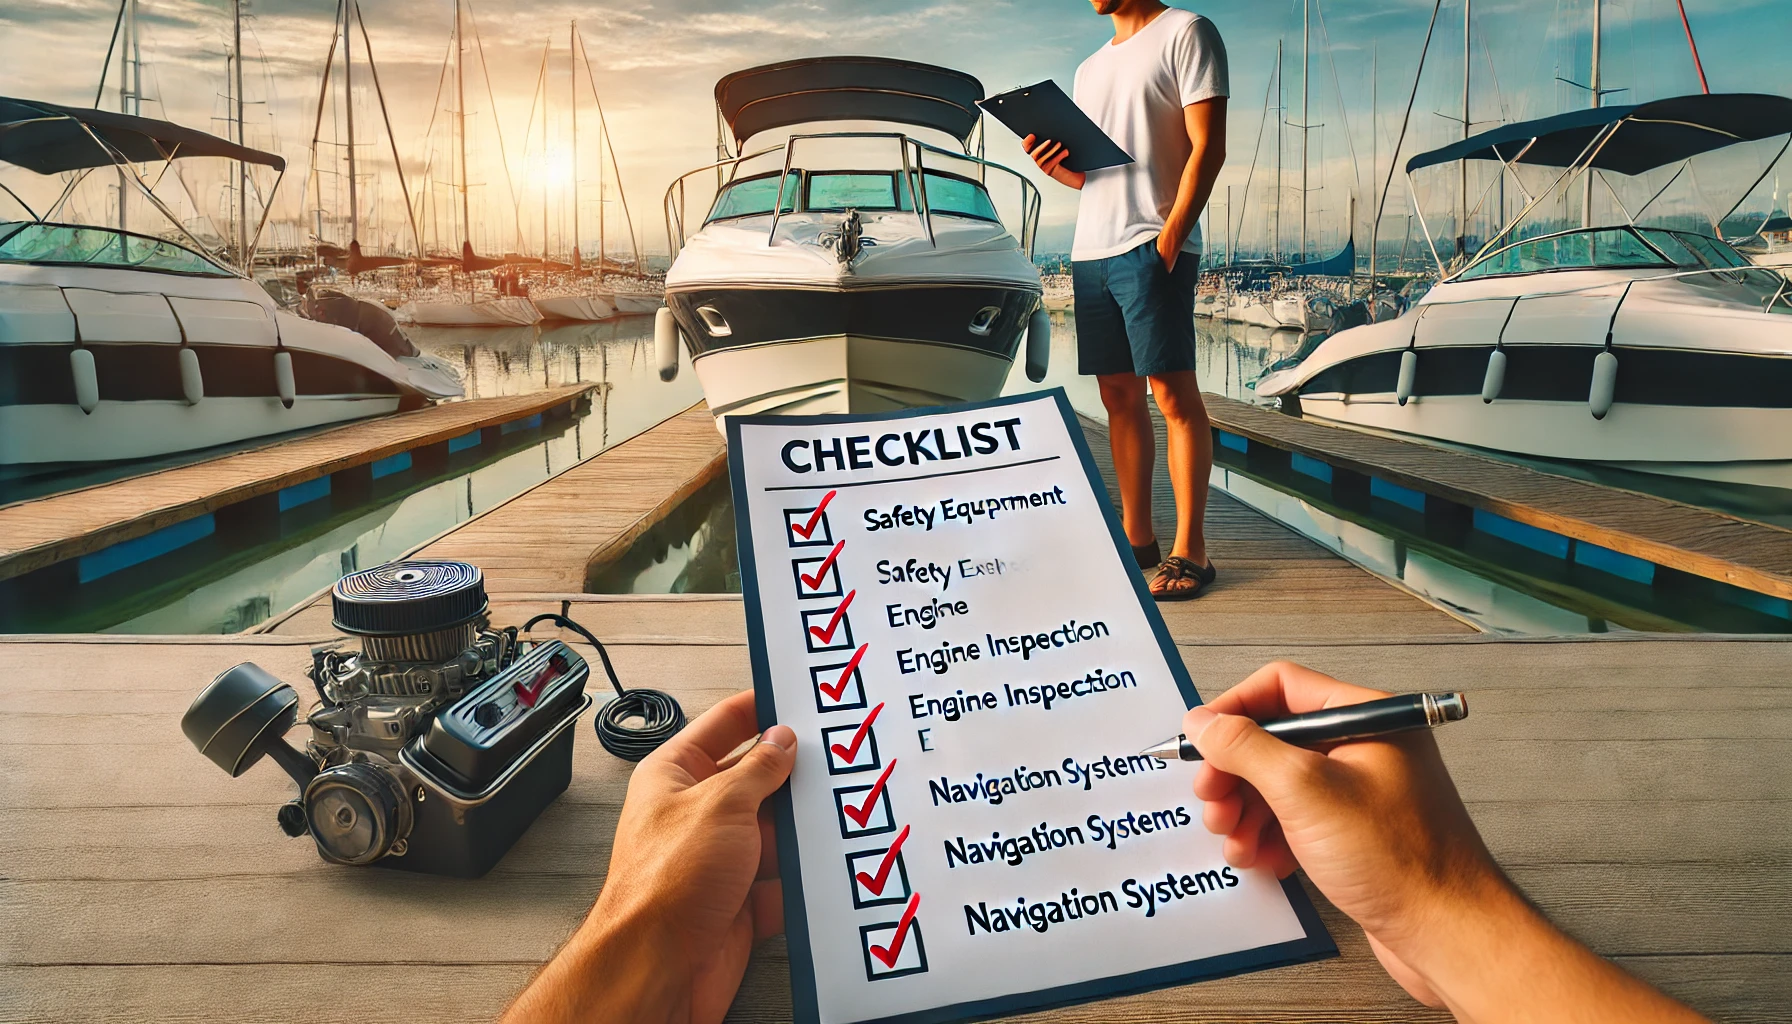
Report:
523,612,685,762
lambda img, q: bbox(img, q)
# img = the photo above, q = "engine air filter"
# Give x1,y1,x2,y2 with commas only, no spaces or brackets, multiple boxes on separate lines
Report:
332,560,488,639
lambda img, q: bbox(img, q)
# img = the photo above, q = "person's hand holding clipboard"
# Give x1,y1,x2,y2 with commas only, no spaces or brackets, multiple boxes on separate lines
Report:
978,80,1133,190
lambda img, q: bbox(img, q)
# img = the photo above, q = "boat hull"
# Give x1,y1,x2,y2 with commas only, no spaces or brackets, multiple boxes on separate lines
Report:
397,297,542,326
666,282,1035,420
689,334,1017,420
534,294,618,321
0,394,401,464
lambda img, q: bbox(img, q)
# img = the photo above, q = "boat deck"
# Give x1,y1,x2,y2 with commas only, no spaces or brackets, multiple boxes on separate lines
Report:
1206,394,1792,603
0,384,596,583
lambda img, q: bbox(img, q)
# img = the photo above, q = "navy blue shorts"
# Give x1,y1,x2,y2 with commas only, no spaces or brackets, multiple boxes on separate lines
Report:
1071,239,1201,377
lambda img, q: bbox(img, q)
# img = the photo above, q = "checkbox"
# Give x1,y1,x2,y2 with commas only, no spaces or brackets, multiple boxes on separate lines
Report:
860,894,927,981
846,824,912,909
801,604,854,653
811,648,868,714
791,551,843,600
822,702,883,776
833,760,897,839
784,495,835,548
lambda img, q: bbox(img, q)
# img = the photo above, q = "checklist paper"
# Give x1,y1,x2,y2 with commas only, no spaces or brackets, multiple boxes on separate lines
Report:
728,391,1334,1024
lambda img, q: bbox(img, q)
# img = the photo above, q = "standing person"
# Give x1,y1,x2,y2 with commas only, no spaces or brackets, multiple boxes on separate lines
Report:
1024,0,1228,599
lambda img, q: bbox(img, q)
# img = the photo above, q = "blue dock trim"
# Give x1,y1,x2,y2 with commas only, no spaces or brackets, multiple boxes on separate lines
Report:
1573,541,1655,584
1290,451,1332,483
370,451,413,480
1474,509,1570,558
500,413,543,435
1216,430,1249,454
277,476,331,511
78,514,216,583
1369,476,1426,512
448,430,483,453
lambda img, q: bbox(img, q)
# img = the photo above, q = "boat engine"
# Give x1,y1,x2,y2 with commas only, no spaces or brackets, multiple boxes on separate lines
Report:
181,560,608,877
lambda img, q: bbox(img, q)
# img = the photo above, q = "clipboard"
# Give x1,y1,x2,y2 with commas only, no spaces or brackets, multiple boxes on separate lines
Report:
978,81,1133,173
728,390,1335,1024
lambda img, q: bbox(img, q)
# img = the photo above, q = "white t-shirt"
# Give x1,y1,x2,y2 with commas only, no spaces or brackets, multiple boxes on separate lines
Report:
1071,7,1229,262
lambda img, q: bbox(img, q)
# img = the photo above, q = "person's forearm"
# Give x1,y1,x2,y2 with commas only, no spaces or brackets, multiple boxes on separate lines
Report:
502,897,687,1024
1398,874,1708,1023
1161,143,1223,253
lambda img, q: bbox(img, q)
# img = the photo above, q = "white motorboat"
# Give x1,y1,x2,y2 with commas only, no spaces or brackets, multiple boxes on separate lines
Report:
658,57,1047,420
1256,94,1792,486
533,291,618,322
1735,210,1792,276
0,97,461,466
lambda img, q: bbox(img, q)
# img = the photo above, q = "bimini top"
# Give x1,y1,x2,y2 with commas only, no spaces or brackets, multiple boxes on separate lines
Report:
715,56,984,148
1406,93,1792,176
0,96,286,174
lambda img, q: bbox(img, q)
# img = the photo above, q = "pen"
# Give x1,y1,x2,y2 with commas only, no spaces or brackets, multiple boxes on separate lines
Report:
1141,692,1469,761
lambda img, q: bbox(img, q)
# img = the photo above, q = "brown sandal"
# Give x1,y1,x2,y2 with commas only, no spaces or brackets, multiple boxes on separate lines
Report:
1150,556,1216,601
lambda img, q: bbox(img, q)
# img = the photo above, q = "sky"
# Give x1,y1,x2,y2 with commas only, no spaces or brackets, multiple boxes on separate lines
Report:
2,0,1787,259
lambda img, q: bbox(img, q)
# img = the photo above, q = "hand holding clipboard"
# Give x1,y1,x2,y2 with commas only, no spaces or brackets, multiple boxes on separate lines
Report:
978,80,1132,184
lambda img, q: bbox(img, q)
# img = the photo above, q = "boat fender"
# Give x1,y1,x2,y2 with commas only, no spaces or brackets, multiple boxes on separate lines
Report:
1396,349,1417,406
274,350,296,409
178,347,204,405
70,348,99,415
1026,306,1050,383
1480,348,1506,403
654,307,680,382
1589,350,1617,420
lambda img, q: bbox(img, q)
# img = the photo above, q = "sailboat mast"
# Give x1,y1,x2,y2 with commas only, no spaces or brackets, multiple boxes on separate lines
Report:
1459,0,1470,259
1582,0,1600,228
1274,39,1282,262
570,19,579,270
342,1,358,245
233,0,248,263
1369,43,1377,308
455,0,469,248
1300,0,1309,263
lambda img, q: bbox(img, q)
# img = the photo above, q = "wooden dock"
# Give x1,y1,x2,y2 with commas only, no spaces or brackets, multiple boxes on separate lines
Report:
259,402,726,633
0,384,596,584
3,616,1785,1022
5,396,1788,1022
1206,393,1792,602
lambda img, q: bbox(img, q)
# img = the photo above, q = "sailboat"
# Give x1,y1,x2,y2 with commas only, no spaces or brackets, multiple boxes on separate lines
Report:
527,20,653,323
395,0,541,327
658,56,1047,420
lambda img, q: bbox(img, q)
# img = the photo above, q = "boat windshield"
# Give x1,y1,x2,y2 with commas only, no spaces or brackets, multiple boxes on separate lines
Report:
0,221,231,276
1456,227,1670,280
705,169,999,224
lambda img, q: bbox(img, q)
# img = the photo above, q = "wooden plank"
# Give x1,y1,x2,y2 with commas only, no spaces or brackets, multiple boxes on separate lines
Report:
1079,413,1473,637
0,383,597,583
1205,393,1792,601
414,404,724,594
1,621,1787,1021
256,404,726,631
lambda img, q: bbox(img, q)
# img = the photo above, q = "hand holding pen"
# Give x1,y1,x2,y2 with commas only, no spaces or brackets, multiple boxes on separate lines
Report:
1181,661,1707,1023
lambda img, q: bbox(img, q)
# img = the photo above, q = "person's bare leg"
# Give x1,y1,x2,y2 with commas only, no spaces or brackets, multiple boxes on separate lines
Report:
1097,372,1155,549
1148,369,1211,567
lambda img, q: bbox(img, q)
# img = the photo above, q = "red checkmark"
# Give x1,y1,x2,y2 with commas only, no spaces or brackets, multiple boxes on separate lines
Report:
869,892,922,968
789,490,837,540
829,702,884,764
808,589,855,643
799,539,846,591
817,645,868,702
842,759,897,828
854,823,910,896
